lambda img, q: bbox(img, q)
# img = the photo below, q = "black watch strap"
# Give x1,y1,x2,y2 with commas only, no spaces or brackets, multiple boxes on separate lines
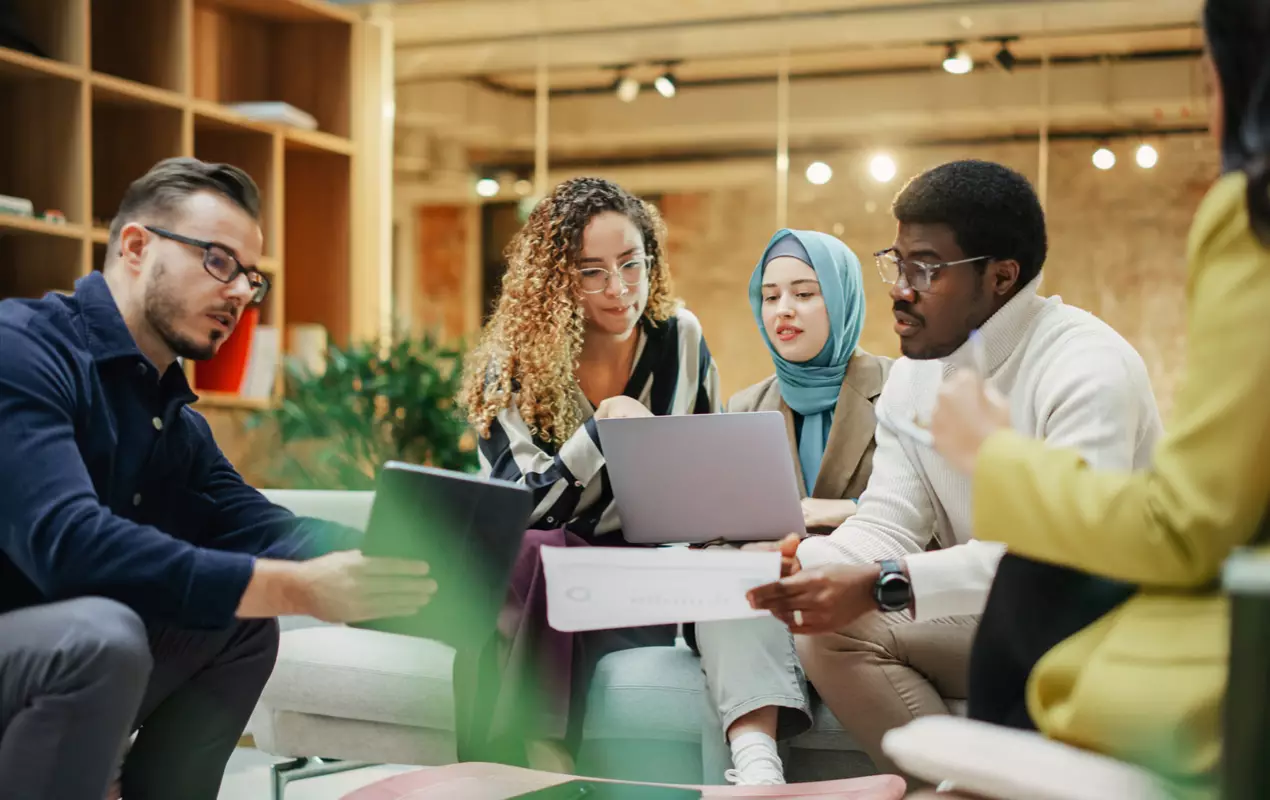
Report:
873,559,912,613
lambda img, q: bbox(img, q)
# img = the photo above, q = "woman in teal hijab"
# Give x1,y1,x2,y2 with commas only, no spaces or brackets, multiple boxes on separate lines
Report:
694,229,889,787
730,228,891,532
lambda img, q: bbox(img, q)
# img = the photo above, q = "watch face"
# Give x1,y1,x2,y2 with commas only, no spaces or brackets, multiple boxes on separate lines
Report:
876,572,911,611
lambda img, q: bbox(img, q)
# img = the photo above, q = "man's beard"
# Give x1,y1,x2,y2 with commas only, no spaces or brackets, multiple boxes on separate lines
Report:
144,261,221,361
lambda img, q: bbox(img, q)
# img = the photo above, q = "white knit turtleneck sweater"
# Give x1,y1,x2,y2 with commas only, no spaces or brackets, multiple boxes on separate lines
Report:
797,276,1163,621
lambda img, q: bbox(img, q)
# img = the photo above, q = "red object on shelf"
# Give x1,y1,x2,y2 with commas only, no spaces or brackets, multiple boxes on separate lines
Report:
194,306,260,393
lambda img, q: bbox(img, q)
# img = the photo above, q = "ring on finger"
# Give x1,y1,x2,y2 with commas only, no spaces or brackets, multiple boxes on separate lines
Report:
793,610,804,626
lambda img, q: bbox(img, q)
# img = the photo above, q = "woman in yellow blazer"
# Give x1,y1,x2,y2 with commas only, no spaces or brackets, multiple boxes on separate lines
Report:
730,228,891,533
927,2,1270,797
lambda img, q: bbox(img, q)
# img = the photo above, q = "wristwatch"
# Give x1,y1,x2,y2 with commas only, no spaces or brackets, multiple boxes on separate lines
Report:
873,559,912,613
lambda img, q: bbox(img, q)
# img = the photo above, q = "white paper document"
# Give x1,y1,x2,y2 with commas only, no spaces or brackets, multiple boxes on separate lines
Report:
541,546,781,632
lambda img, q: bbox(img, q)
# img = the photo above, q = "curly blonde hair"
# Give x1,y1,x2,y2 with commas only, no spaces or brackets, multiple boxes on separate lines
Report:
460,177,678,445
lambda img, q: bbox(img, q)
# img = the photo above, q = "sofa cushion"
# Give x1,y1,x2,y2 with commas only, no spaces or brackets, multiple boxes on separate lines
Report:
262,626,456,732
260,489,375,530
582,645,711,743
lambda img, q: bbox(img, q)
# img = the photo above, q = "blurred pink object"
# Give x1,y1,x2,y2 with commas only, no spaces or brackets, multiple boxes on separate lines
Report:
340,762,906,800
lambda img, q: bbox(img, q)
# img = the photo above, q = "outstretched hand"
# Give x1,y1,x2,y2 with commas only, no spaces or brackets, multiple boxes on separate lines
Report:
747,563,882,635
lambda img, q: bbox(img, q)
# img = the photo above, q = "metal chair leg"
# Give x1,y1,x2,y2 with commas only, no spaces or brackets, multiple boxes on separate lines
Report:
270,756,375,800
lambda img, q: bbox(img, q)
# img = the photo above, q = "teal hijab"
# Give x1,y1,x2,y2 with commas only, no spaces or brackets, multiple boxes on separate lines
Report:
749,229,866,494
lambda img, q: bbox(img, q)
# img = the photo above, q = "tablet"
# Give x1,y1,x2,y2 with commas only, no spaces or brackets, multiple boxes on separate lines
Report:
596,411,805,544
352,460,533,649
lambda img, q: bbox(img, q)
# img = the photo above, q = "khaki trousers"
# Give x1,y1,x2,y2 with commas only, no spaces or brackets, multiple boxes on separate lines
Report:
796,611,979,775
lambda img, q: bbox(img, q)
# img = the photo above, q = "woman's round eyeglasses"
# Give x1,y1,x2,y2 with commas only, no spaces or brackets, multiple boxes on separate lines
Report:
577,255,650,294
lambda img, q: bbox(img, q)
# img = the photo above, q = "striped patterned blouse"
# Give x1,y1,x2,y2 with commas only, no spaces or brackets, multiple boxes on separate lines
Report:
477,307,720,540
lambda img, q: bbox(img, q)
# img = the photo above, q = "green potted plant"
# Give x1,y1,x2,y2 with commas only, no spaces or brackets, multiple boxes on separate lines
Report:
248,330,478,490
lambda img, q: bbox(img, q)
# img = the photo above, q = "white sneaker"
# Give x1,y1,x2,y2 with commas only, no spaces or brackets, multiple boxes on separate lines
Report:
724,755,786,786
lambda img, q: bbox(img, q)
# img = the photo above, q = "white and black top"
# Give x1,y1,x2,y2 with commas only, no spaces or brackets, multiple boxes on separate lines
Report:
478,307,720,540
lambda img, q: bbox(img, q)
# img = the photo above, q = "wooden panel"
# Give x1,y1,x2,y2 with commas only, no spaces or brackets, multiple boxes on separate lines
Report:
194,119,277,250
91,0,184,90
269,22,351,137
0,73,85,223
0,232,84,297
10,0,87,65
414,205,470,340
284,150,350,347
203,0,357,24
192,3,350,136
92,102,185,229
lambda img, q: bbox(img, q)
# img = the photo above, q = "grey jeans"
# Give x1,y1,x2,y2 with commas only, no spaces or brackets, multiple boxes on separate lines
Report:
694,614,813,741
0,596,280,800
0,597,151,800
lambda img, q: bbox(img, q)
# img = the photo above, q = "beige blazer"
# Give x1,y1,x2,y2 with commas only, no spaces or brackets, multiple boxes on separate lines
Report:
726,349,892,502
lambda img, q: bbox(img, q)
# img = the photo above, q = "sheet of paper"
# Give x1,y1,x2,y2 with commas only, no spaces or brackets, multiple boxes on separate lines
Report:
541,546,781,632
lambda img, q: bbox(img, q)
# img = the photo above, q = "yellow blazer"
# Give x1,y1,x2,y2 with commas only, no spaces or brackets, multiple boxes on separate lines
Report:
727,349,891,504
972,172,1270,799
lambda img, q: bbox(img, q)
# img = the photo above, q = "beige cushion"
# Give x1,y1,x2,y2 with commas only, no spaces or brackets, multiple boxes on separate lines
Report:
881,716,1169,800
261,626,457,732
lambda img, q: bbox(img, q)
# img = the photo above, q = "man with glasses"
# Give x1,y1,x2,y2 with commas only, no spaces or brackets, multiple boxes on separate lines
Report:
0,158,436,800
746,159,1162,778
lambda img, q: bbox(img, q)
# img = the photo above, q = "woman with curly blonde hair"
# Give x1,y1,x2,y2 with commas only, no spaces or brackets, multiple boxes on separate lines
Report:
457,176,724,771
460,175,717,534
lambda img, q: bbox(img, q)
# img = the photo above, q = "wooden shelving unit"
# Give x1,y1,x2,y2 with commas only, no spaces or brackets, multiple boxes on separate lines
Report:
0,0,390,411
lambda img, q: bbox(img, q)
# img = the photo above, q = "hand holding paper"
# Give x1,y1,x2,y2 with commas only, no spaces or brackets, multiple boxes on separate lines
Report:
541,546,781,632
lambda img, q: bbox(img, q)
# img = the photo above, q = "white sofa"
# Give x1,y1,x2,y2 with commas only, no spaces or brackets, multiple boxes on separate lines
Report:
250,490,890,798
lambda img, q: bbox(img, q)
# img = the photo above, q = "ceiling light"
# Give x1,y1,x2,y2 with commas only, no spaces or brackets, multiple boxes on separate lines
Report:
994,39,1017,72
616,74,640,103
654,71,677,99
869,153,898,183
1135,143,1159,169
475,178,500,197
805,161,833,185
943,43,974,75
1092,147,1116,171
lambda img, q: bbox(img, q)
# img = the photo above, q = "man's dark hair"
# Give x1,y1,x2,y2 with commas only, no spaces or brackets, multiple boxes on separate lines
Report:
107,157,261,250
892,159,1048,287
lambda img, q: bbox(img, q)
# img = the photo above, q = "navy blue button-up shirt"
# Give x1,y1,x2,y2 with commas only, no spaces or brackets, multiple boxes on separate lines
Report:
0,272,355,628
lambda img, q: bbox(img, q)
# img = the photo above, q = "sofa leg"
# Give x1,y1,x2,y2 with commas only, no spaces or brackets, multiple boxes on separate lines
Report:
270,756,375,800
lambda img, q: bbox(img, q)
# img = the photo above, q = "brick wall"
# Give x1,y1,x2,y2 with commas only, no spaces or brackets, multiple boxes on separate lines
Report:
664,135,1219,418
211,134,1217,482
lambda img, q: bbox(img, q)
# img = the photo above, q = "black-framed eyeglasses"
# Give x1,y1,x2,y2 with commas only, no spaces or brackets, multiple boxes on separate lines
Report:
576,255,650,294
874,248,992,293
145,225,270,305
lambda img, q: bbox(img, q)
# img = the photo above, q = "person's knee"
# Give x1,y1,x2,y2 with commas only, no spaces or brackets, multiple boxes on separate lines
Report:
60,597,153,688
233,618,281,687
796,613,900,665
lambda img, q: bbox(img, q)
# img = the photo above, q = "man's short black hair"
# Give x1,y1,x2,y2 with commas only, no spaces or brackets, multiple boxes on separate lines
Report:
892,159,1048,286
108,157,261,250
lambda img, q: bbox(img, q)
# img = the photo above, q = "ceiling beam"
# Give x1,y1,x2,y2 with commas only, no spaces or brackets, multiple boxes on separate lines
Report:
395,54,1205,162
393,0,1202,79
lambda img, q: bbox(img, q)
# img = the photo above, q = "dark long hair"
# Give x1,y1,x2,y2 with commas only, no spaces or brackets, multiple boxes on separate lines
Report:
1205,0,1270,244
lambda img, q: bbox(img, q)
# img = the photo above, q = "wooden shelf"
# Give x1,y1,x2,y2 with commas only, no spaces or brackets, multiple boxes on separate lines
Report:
1,0,382,387
201,0,359,24
192,100,274,135
193,391,277,411
0,45,82,81
91,72,187,110
0,214,86,240
286,128,354,156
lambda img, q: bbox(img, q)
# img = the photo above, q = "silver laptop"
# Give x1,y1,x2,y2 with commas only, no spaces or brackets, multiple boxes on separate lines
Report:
596,411,806,544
